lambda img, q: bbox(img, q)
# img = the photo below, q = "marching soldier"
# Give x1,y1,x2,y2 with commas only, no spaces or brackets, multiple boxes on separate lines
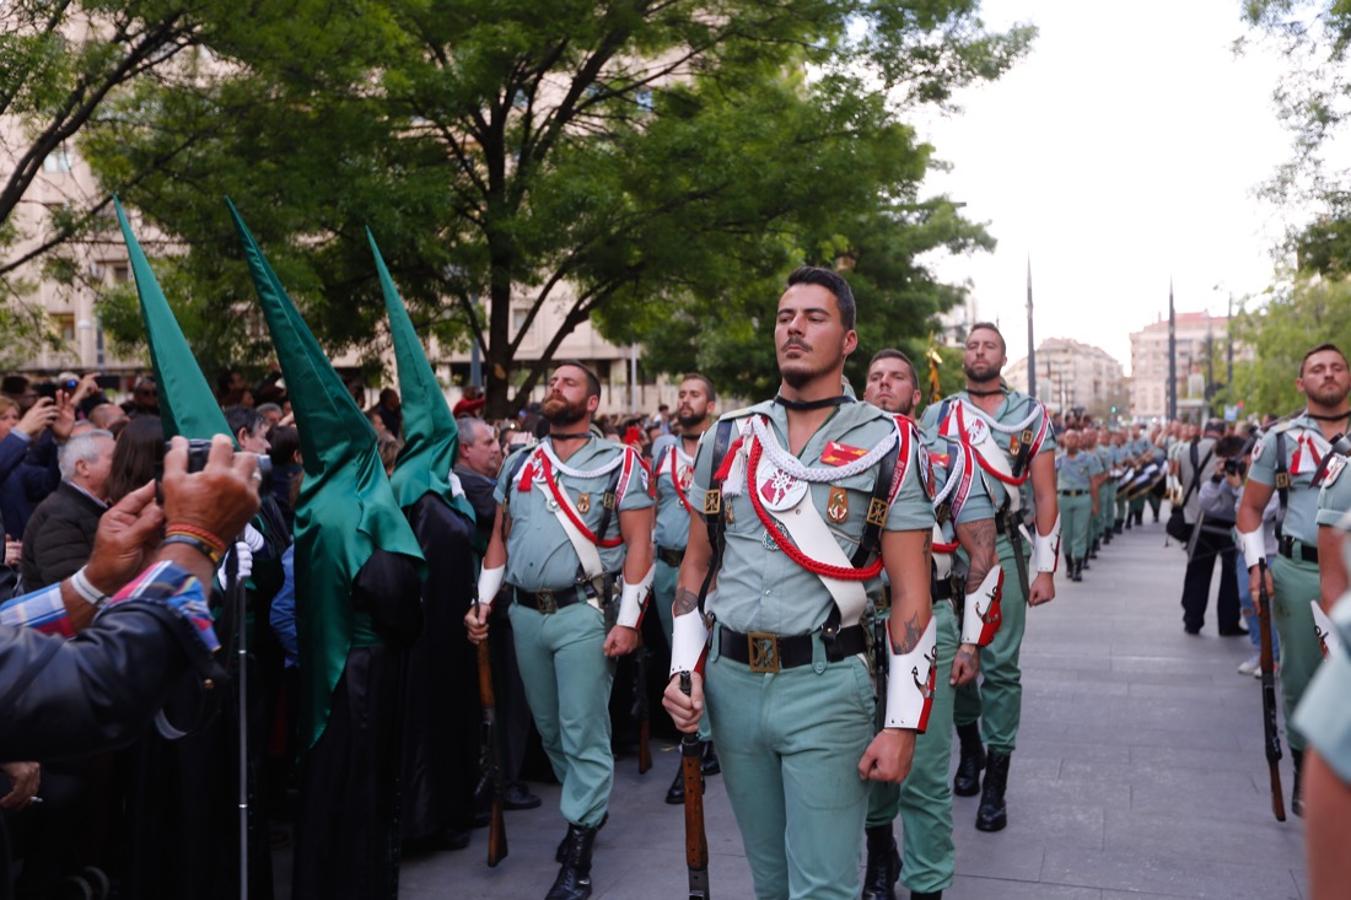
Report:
663,267,935,900
465,361,655,900
1056,429,1102,582
862,349,1000,900
1092,428,1115,551
1127,426,1153,527
1112,431,1132,533
920,321,1059,832
1238,343,1351,818
651,373,721,803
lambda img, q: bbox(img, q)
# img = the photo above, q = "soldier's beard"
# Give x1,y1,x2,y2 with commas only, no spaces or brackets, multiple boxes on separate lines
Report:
964,361,1001,384
677,412,705,428
1308,383,1350,409
543,396,587,426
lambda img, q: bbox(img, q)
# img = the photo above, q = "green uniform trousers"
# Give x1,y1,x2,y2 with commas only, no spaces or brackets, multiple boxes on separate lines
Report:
654,557,678,645
866,602,957,894
954,535,1025,753
1115,491,1129,524
705,628,875,900
1098,484,1115,538
1061,493,1092,560
509,600,616,827
1271,551,1323,753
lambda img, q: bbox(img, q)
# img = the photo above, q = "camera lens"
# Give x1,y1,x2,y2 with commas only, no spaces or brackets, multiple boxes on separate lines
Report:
61,379,78,392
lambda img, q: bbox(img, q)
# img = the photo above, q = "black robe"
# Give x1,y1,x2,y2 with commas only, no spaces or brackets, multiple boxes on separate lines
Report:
292,548,421,900
398,493,479,845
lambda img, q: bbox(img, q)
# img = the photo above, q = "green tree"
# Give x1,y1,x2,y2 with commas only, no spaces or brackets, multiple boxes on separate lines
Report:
85,0,1032,414
1229,275,1351,415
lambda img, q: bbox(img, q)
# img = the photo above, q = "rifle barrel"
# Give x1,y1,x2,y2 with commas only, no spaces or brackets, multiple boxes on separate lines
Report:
1256,562,1286,824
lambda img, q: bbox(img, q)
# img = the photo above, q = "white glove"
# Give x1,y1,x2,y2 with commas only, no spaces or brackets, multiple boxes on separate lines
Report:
233,541,254,581
241,523,265,553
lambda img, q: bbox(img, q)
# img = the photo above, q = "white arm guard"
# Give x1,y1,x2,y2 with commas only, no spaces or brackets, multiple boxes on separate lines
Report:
884,615,938,732
616,566,655,628
1238,528,1266,570
1032,514,1061,574
476,565,505,610
962,566,1004,647
669,596,713,676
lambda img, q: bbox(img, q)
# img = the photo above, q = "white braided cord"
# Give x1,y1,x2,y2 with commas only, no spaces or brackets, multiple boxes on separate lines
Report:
749,415,898,483
538,441,626,479
956,398,1044,434
930,442,965,507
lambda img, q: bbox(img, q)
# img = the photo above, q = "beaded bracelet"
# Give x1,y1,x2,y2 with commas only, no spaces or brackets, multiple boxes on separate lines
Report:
164,522,227,555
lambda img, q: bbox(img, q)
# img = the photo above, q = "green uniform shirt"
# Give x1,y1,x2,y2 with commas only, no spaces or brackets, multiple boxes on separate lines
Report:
1249,413,1330,545
694,400,933,636
918,388,1056,512
653,440,698,551
1056,450,1101,491
1292,599,1351,782
1316,453,1351,529
1130,437,1150,457
495,436,654,590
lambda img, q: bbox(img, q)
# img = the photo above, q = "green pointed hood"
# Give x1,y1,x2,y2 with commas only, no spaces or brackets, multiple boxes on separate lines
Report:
114,198,231,441
227,200,423,748
368,229,475,522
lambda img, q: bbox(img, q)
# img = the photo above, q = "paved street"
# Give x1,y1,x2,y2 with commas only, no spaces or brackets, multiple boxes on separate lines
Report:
399,518,1309,899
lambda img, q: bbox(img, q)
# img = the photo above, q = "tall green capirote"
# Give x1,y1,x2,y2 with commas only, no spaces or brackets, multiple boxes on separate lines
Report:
228,200,423,749
368,229,474,524
114,198,231,442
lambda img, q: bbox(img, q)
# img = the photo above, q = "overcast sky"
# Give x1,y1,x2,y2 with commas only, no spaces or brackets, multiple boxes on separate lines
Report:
914,0,1306,374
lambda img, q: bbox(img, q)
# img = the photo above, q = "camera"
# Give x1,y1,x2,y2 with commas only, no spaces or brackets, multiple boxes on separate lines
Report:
60,377,79,393
157,438,273,488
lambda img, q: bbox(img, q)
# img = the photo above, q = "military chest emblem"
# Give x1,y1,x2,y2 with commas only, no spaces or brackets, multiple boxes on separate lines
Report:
827,486,849,524
576,492,591,514
1008,433,1021,456
757,463,808,512
679,464,694,491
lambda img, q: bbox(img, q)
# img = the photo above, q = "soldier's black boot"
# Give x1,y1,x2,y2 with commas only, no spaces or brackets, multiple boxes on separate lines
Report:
975,751,1010,832
862,824,901,900
1133,508,1144,526
1089,538,1099,559
911,892,943,900
1114,519,1124,534
1071,559,1083,582
547,823,598,900
556,813,606,861
702,740,721,775
953,722,985,796
665,762,685,804
1292,748,1305,817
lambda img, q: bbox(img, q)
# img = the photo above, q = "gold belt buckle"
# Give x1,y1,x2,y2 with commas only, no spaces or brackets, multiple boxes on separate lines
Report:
747,631,781,673
536,589,557,614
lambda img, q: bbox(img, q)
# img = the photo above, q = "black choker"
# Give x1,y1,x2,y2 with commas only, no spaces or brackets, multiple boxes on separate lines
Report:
549,432,590,441
966,386,1003,397
774,394,853,411
1308,411,1351,422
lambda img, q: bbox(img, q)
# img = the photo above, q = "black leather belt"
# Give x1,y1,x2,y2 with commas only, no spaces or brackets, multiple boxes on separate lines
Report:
657,546,685,568
932,577,959,601
1059,489,1088,497
719,624,867,673
1278,536,1318,564
513,585,591,613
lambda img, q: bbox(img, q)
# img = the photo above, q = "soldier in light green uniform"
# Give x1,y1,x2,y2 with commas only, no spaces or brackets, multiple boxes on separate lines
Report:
1096,429,1117,549
1111,432,1133,532
920,322,1059,834
651,373,720,803
1056,430,1101,582
1238,342,1351,819
466,361,654,900
861,349,998,900
1316,446,1351,613
663,268,936,900
1127,428,1152,526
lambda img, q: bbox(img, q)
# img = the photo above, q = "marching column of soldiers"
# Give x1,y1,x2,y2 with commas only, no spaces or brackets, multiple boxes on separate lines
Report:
72,206,1351,900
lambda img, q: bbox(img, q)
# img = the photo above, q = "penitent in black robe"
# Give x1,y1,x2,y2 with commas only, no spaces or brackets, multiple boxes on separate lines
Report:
291,548,422,900
399,492,479,845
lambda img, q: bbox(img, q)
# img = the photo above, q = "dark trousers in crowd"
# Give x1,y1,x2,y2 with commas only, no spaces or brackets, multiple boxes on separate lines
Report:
1181,520,1242,633
488,601,535,790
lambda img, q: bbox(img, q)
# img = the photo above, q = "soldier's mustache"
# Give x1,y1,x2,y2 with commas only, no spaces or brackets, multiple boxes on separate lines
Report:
781,339,811,352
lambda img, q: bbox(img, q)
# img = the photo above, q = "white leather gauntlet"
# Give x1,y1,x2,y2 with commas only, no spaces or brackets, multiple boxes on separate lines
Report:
1032,514,1061,574
884,616,938,732
669,593,713,676
476,565,505,611
616,566,655,629
962,566,1004,647
1238,529,1266,569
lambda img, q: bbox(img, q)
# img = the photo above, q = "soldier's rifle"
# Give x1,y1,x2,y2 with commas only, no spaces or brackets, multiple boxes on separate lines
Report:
474,598,510,865
634,610,653,774
1256,559,1286,823
679,672,711,899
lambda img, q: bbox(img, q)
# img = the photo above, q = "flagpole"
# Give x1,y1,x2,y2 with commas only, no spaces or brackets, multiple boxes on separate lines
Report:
1026,256,1036,400
1167,279,1177,421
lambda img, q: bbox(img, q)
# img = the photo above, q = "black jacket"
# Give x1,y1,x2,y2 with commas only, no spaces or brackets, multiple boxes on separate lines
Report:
20,481,106,590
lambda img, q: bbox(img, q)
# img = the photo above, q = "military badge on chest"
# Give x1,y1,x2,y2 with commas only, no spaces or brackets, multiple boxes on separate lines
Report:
827,486,849,524
576,492,591,514
757,463,808,512
1008,433,1021,456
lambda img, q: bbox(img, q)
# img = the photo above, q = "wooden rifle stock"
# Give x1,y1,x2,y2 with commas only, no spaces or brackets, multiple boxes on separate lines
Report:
1256,560,1286,823
476,621,510,865
636,632,652,774
679,672,710,899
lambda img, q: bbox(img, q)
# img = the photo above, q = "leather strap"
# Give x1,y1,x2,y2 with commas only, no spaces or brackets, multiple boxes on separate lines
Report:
657,546,685,568
718,623,867,668
697,419,736,617
1278,535,1318,564
850,436,901,567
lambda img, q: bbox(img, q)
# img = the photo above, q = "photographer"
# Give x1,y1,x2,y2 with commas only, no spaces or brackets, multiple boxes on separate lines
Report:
0,434,260,760
1180,428,1246,636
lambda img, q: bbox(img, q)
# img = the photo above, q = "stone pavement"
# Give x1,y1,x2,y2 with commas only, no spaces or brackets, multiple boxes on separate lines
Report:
397,519,1308,899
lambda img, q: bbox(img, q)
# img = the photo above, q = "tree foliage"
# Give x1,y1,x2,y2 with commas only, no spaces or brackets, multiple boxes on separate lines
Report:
83,0,1032,414
1228,275,1351,415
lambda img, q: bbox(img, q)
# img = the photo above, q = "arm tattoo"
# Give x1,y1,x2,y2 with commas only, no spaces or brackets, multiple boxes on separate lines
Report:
673,586,701,616
895,612,924,654
955,517,997,594
956,645,977,668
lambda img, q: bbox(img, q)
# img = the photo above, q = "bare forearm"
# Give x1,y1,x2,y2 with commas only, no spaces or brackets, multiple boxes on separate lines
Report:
884,529,932,652
483,507,508,569
674,512,712,613
1237,482,1272,534
620,507,654,583
954,517,997,595
1031,454,1058,535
